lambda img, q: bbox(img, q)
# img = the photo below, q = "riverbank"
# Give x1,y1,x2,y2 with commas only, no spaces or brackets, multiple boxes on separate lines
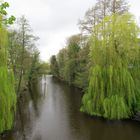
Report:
53,75,140,122
0,79,41,139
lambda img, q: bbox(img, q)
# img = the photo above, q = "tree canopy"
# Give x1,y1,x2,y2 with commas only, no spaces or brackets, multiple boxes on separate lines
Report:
81,13,140,119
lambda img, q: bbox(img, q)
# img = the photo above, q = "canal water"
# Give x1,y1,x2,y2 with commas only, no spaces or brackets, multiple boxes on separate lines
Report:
1,75,140,140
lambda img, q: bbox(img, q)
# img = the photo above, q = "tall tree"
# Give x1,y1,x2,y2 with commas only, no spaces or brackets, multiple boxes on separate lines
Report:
81,13,140,120
0,1,16,133
50,55,59,77
79,5,99,35
8,30,21,77
16,16,38,94
16,16,29,94
64,35,80,84
52,34,89,89
79,0,129,35
74,44,90,89
28,51,40,82
57,48,68,80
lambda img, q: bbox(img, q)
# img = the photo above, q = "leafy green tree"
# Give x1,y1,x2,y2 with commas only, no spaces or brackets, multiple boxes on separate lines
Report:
50,55,59,77
0,1,16,133
81,13,140,120
8,16,40,93
64,35,81,84
38,62,50,75
57,48,68,80
74,44,90,90
0,22,16,133
16,16,32,94
52,34,89,89
8,30,22,77
8,16,39,94
28,51,40,82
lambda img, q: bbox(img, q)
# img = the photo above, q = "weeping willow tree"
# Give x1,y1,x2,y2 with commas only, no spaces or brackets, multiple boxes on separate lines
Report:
81,13,140,120
0,15,16,133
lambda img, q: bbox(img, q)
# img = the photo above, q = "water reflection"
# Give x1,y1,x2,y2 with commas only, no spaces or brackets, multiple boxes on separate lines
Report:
1,76,140,140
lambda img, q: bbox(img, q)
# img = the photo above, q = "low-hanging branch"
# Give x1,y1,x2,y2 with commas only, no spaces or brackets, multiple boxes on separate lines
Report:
81,13,140,120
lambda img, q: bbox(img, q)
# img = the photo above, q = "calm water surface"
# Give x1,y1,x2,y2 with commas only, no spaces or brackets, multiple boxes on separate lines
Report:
1,75,140,140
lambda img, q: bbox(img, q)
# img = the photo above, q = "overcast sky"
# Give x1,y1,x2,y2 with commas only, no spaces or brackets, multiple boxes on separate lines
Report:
6,0,140,61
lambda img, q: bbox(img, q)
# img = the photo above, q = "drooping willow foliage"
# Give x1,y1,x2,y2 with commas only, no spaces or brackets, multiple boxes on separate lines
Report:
0,17,16,133
81,14,140,120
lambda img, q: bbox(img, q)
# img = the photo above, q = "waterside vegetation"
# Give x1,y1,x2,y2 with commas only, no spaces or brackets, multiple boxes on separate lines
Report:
0,1,49,134
50,0,140,120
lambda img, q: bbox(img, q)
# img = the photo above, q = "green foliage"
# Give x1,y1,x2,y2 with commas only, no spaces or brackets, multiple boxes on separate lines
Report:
0,23,7,66
0,2,16,25
28,52,48,82
64,58,78,84
8,16,40,93
0,17,16,133
50,34,90,89
38,62,50,75
0,67,16,133
0,2,9,15
103,95,131,119
81,13,140,120
66,35,81,84
50,55,59,77
7,15,16,24
57,48,67,79
50,35,84,86
74,44,90,89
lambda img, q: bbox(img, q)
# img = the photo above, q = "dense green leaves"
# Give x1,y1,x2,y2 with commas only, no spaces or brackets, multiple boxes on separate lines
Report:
50,55,59,77
0,67,16,133
81,14,140,120
50,13,140,120
0,2,16,25
50,34,89,88
0,15,16,133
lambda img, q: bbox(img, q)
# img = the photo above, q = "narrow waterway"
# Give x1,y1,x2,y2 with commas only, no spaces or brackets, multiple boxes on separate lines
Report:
1,75,140,140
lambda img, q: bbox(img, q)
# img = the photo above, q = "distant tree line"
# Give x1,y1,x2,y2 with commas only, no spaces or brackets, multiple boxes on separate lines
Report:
50,34,90,90
50,0,140,120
